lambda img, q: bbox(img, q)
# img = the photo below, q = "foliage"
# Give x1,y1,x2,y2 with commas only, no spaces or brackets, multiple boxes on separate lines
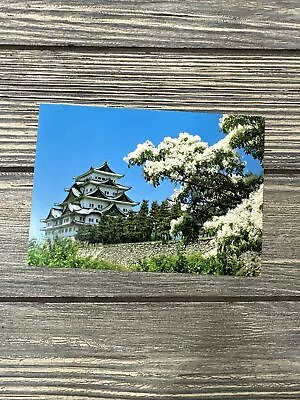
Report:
219,114,265,165
27,238,123,270
134,251,260,276
76,199,182,244
124,115,264,244
203,184,263,258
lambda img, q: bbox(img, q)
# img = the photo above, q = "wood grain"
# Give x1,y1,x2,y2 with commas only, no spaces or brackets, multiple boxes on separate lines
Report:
0,1,299,398
0,49,299,169
0,1,299,49
0,301,299,399
0,171,298,297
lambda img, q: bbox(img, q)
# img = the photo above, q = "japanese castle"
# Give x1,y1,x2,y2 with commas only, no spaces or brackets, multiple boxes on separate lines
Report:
41,162,139,239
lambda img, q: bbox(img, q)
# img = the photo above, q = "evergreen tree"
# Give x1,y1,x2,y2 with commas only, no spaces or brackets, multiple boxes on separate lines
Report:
124,210,139,243
77,199,182,244
170,201,182,220
76,224,99,243
149,201,160,241
156,200,172,241
135,200,151,242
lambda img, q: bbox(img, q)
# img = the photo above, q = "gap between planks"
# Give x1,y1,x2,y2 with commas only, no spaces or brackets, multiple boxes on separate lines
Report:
0,45,300,55
0,295,299,303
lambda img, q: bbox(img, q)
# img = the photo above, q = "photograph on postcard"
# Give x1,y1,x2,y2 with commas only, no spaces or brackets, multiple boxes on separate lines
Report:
28,104,264,276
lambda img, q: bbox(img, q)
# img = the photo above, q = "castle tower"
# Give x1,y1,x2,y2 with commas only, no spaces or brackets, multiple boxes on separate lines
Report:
41,162,139,239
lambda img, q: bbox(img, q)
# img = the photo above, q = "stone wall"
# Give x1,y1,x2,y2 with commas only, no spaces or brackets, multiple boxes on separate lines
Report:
79,239,214,266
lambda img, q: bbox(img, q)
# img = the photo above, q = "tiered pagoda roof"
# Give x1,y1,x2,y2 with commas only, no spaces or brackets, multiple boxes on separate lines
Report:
73,161,124,180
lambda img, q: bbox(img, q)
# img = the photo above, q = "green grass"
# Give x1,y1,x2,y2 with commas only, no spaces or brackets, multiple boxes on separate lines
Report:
28,238,260,276
134,251,260,276
134,252,224,275
28,238,124,271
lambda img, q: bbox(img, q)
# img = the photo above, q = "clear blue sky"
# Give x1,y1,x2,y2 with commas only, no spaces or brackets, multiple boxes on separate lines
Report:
29,104,262,240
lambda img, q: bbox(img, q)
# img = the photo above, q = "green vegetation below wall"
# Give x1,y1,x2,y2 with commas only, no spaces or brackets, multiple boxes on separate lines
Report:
28,238,260,276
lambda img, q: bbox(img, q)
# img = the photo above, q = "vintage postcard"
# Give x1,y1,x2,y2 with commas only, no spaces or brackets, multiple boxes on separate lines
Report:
28,105,264,276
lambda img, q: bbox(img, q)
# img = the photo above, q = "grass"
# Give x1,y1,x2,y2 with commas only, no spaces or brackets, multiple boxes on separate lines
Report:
28,238,260,276
28,238,125,271
134,251,260,276
134,252,225,275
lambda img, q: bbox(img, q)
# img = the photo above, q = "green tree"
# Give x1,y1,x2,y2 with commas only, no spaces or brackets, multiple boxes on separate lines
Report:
135,200,151,242
156,200,172,241
125,211,139,242
125,115,265,243
220,114,265,165
77,224,100,243
149,201,160,241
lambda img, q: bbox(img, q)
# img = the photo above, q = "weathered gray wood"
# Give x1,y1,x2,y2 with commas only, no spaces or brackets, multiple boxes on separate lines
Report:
0,1,298,398
0,1,299,49
0,171,298,297
0,49,299,169
0,301,298,398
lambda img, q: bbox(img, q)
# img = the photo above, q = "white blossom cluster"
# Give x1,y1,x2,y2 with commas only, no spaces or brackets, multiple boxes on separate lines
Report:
124,132,209,183
125,115,263,258
219,115,257,143
203,184,263,254
124,140,157,162
124,130,244,185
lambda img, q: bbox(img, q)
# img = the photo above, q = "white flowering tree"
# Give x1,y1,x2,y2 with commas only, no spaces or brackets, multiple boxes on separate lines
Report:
124,115,264,246
203,184,263,256
220,114,264,164
202,115,264,269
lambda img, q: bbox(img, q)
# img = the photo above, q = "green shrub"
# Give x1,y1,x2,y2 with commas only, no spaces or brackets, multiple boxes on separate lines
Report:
135,252,222,275
135,250,260,276
28,238,123,270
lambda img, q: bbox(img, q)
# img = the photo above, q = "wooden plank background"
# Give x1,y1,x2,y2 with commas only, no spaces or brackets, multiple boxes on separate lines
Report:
0,1,299,398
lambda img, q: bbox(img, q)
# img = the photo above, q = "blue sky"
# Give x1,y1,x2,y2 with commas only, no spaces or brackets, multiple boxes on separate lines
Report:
29,104,262,240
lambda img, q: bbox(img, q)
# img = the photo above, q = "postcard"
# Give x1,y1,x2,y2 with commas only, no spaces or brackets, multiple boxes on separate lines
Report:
28,105,264,276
